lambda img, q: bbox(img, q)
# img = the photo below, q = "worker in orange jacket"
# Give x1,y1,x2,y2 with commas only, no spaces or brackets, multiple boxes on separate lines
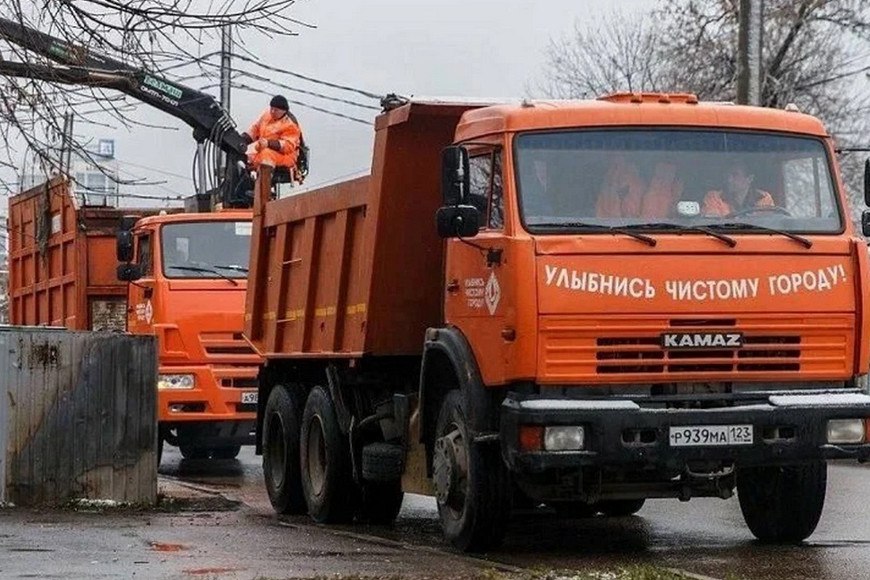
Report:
703,161,774,216
596,156,645,218
226,96,304,208
241,95,302,173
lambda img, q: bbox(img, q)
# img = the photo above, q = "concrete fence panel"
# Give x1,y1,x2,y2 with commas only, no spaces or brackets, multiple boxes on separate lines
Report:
0,327,157,506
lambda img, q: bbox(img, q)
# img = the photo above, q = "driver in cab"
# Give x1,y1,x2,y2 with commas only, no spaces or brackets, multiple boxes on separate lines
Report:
703,161,774,216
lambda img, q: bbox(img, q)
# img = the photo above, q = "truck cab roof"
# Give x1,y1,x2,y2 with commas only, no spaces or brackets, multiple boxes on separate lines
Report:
135,209,252,229
456,93,830,142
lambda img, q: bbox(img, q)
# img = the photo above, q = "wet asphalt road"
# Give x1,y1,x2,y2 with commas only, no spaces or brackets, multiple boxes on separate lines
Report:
160,446,870,580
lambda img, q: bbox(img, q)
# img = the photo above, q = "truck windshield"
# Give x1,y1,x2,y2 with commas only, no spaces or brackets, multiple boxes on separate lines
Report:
161,220,251,279
515,130,841,234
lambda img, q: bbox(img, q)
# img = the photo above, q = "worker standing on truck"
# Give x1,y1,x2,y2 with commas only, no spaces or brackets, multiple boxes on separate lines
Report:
703,160,774,216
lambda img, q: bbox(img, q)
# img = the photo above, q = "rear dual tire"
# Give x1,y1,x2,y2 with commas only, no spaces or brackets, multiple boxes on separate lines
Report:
263,385,307,514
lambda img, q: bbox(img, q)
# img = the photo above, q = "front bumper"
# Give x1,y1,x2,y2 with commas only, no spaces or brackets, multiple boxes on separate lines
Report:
157,364,259,423
501,390,870,473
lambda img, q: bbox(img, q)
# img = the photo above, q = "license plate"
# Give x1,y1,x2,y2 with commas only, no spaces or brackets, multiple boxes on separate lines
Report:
669,424,753,447
241,391,258,404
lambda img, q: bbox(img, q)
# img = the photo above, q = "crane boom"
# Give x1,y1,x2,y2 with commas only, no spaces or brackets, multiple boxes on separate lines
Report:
0,17,253,208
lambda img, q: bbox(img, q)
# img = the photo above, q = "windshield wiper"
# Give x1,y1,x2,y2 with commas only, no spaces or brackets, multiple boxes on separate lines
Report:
214,264,249,273
166,264,240,285
709,222,813,249
624,222,736,248
531,222,656,246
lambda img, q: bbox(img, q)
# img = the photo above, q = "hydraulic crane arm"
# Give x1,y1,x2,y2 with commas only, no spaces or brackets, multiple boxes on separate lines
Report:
0,17,248,157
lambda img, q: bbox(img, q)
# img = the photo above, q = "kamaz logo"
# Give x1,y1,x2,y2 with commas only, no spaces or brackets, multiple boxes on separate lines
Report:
661,332,743,349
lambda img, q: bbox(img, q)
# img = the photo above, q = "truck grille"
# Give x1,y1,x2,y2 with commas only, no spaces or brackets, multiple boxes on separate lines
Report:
595,335,801,374
540,315,851,382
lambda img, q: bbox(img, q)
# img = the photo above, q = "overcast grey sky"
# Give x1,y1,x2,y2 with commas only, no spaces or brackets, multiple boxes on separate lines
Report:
56,0,651,204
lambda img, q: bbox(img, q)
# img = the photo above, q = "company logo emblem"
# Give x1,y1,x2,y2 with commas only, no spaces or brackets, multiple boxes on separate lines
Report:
144,300,153,325
142,75,183,100
661,332,743,349
485,272,501,315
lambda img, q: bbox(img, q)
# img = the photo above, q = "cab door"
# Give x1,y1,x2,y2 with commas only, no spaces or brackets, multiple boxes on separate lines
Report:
444,148,516,385
127,230,156,336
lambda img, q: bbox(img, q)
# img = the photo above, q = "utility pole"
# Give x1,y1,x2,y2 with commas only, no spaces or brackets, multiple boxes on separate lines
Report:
218,24,233,188
63,111,73,177
736,0,764,105
220,24,232,115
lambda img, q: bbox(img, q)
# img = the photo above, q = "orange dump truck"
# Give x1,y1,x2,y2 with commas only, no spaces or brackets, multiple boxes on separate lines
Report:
246,95,870,551
9,179,260,461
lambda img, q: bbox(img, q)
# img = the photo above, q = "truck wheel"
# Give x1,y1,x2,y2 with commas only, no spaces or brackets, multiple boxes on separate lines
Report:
357,481,404,525
300,386,358,523
263,385,307,514
212,445,242,460
433,390,510,552
180,445,209,460
598,499,645,517
157,436,164,467
737,461,827,543
362,442,405,482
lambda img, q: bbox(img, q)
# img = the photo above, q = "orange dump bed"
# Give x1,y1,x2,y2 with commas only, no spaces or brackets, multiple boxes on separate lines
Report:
8,179,168,330
245,102,488,357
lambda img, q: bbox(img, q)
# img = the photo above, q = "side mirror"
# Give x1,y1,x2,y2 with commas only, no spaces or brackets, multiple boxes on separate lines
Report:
864,159,870,207
116,263,142,282
116,230,134,262
436,205,480,238
116,216,138,262
441,146,470,206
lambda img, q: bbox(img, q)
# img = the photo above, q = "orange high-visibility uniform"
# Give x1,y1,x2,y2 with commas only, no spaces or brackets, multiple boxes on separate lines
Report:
246,109,301,170
596,158,645,218
640,162,683,219
703,189,775,216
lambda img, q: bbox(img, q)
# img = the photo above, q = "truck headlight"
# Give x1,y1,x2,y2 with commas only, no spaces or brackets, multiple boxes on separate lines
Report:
158,374,195,390
544,426,585,451
826,419,865,444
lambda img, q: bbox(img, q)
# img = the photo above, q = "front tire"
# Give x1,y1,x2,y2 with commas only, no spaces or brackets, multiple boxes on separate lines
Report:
737,462,826,543
262,385,307,514
300,386,358,523
433,390,510,552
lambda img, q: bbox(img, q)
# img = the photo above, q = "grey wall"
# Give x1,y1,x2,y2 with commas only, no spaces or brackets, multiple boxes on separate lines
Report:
0,327,157,506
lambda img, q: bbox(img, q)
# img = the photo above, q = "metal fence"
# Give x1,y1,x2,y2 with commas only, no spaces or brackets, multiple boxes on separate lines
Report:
0,327,157,506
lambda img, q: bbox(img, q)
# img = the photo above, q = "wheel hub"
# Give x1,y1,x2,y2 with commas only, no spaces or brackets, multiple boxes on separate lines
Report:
433,429,467,510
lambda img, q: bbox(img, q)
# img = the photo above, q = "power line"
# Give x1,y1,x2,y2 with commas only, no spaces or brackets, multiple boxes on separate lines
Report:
234,83,371,125
112,157,194,182
165,51,384,101
232,69,380,111
232,53,385,101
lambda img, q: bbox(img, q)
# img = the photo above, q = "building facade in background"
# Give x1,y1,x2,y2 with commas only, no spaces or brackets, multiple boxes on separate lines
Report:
20,138,120,207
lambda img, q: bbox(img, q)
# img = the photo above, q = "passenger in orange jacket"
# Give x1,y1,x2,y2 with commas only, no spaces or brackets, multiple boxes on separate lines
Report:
703,162,774,216
640,161,683,219
596,156,645,218
241,95,302,172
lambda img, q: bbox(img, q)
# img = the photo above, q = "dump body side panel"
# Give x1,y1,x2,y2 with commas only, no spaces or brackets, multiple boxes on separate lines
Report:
8,179,159,331
246,102,486,358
